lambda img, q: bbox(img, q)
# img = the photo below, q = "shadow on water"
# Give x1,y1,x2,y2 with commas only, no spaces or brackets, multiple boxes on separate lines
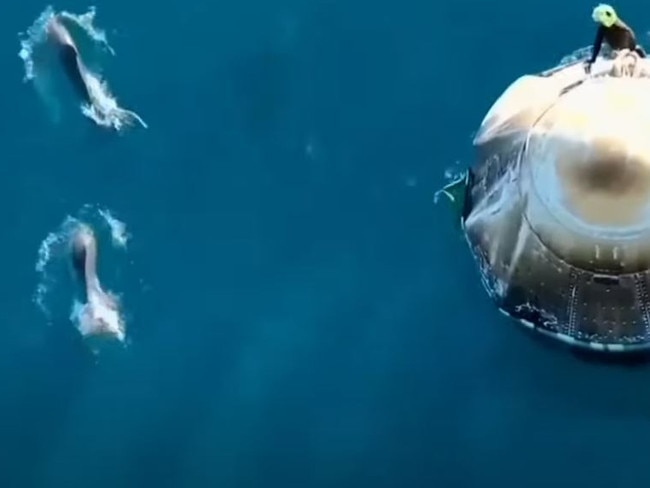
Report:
229,48,295,139
571,348,650,367
515,325,650,367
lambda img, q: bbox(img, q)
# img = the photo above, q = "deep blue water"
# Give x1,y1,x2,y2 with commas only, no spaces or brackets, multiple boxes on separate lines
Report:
2,0,650,487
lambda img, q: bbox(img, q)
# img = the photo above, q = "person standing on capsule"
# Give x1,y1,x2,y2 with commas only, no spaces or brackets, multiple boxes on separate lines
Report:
586,4,646,72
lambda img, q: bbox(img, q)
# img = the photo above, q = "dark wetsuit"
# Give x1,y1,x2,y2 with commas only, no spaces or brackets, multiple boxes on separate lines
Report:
589,19,647,65
59,44,92,105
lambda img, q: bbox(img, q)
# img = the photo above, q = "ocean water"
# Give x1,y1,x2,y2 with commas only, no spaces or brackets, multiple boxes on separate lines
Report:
2,0,650,487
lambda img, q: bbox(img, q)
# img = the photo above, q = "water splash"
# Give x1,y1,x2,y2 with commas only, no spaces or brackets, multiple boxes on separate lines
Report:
70,293,126,356
58,7,115,58
557,46,592,67
97,207,129,247
80,76,148,131
34,204,130,350
18,6,146,131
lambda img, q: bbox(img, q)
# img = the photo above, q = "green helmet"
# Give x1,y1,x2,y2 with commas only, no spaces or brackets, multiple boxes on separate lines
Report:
592,4,618,27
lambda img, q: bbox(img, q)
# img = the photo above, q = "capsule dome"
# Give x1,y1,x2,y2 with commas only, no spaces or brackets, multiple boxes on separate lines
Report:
463,50,650,352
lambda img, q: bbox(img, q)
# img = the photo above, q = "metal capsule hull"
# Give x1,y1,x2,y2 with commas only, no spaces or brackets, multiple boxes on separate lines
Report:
464,52,650,352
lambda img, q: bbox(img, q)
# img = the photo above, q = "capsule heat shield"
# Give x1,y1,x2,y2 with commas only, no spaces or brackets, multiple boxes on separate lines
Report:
465,59,650,351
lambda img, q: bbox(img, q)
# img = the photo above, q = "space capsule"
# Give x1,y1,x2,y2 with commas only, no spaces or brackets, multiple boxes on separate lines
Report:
455,49,650,352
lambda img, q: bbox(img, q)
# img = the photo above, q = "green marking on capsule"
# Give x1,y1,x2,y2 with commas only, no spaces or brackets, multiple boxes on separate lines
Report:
434,171,471,229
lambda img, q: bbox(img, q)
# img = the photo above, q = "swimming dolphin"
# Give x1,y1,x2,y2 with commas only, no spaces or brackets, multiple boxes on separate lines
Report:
71,223,124,341
46,15,93,106
46,15,147,130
